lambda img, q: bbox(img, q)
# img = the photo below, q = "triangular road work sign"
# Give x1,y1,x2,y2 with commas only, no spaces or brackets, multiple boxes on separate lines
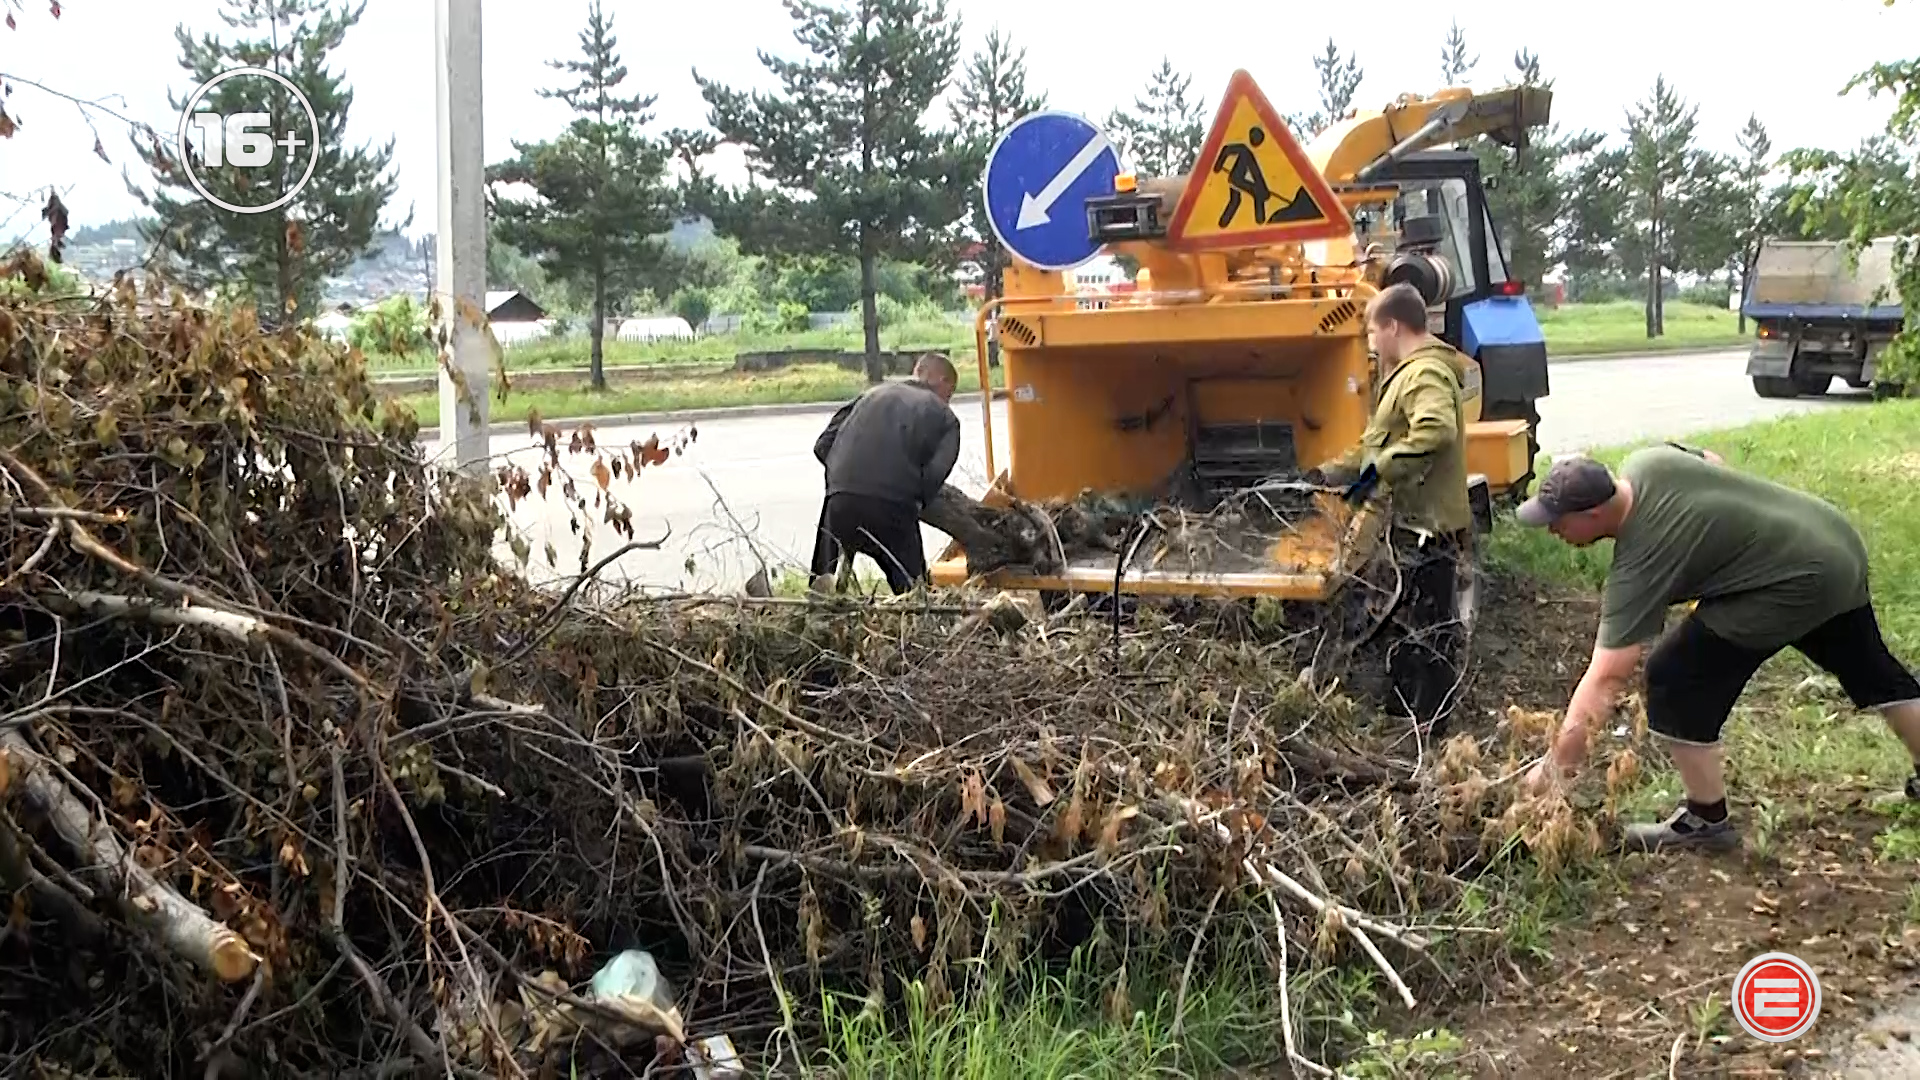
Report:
1166,70,1353,251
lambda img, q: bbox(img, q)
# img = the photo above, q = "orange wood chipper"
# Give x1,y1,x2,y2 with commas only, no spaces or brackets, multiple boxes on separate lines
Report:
928,69,1555,608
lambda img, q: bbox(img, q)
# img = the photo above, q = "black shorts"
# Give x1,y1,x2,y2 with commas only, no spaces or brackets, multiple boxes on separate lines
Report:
1645,604,1920,745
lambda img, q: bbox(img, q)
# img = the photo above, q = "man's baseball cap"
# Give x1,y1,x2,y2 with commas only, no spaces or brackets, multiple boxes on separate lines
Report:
1516,456,1617,527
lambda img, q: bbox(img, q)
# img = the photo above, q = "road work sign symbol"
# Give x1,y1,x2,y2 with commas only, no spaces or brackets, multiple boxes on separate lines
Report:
982,110,1122,272
1166,69,1351,251
176,66,321,215
1732,951,1821,1043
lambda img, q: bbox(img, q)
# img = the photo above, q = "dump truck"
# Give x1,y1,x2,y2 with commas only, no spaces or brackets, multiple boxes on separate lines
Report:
1744,237,1907,399
927,71,1555,649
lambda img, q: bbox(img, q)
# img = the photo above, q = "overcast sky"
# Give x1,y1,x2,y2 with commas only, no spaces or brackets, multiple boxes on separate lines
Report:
4,0,1917,242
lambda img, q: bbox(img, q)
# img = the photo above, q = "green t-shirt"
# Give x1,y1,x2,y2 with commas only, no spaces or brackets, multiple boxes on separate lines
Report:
1598,446,1870,651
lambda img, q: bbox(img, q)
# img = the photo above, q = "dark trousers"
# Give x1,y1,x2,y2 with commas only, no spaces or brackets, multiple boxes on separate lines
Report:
1385,528,1471,734
808,492,927,595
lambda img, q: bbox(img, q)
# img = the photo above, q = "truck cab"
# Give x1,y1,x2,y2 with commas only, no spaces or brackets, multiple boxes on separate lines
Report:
1358,149,1551,497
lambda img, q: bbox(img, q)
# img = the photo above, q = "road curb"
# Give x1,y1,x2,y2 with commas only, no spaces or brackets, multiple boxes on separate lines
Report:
410,345,1751,441
1548,343,1747,364
415,388,1010,443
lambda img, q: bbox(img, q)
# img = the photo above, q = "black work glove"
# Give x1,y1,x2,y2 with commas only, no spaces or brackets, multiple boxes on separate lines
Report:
1342,462,1382,507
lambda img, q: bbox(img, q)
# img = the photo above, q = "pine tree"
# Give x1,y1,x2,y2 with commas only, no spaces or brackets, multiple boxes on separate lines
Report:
132,0,398,327
696,0,965,384
1293,39,1364,138
488,0,675,390
1620,76,1702,336
1105,57,1207,178
949,26,1046,329
1439,20,1477,87
1477,49,1604,291
1731,115,1774,331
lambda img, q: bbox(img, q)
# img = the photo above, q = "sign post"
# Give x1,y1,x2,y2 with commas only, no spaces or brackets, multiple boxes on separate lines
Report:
435,0,488,473
982,111,1123,272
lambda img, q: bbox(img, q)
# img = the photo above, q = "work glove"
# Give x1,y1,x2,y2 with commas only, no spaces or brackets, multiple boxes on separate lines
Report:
1341,462,1381,507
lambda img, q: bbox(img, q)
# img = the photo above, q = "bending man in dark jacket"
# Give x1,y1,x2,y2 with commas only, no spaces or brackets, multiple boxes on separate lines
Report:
807,353,962,595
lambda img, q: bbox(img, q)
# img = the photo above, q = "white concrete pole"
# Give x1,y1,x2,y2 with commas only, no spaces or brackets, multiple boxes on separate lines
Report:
435,0,489,471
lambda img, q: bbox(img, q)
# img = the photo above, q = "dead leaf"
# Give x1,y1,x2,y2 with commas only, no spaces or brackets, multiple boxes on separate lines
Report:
960,771,986,826
41,192,68,263
988,797,1006,843
911,913,927,952
4,15,14,31
591,457,611,491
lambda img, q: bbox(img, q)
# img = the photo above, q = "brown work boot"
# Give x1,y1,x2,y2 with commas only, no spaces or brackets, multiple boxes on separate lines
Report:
1621,803,1740,854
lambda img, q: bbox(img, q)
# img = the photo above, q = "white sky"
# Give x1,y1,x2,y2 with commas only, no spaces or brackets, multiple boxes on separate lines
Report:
4,0,1917,241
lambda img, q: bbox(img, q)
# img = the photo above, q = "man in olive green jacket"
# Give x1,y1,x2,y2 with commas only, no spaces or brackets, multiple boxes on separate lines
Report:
1307,281,1474,734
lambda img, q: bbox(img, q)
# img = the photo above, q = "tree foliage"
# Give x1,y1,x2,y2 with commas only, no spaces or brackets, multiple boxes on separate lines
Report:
1105,57,1207,178
131,0,398,327
1293,38,1365,138
1439,20,1477,87
487,0,675,390
1476,50,1604,291
695,0,966,383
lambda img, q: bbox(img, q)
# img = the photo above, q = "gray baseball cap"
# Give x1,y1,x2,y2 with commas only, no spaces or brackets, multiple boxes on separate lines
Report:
1516,456,1618,527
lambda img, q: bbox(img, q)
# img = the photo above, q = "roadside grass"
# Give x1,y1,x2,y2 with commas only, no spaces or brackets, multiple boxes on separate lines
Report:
365,312,976,374
403,361,1003,430
1487,398,1920,830
1535,300,1748,357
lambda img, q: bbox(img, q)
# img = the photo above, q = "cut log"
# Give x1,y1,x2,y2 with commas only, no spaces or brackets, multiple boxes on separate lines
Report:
919,484,1060,576
2,729,260,982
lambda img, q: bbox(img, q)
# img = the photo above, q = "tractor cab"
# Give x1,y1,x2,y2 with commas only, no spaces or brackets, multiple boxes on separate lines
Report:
1358,150,1549,494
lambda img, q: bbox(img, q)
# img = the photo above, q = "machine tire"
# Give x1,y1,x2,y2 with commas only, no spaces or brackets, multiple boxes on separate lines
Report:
1752,375,1800,399
1793,370,1832,396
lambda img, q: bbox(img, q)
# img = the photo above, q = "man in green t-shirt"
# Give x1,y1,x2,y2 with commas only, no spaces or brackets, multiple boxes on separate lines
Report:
1515,446,1920,852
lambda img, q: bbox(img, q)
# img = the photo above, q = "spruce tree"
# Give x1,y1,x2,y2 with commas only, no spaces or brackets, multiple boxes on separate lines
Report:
133,0,397,327
488,0,674,390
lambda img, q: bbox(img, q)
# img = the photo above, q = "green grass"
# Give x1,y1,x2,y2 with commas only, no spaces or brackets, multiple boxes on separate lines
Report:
1535,299,1748,357
405,360,1005,429
1488,398,1920,809
803,932,1483,1080
382,302,1748,425
365,312,977,374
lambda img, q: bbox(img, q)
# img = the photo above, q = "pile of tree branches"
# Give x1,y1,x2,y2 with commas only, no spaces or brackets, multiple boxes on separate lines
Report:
0,260,1580,1077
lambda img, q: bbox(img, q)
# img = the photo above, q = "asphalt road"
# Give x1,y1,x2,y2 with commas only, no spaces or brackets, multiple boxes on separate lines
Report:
419,348,1868,591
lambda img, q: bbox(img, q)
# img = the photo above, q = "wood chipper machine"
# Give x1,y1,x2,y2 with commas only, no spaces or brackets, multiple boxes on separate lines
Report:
928,69,1555,616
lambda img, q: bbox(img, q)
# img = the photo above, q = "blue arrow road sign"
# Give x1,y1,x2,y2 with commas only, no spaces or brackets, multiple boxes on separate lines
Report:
982,111,1122,272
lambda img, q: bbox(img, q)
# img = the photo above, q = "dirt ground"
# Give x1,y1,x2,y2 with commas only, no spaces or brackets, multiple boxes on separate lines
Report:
1419,573,1920,1079
1439,806,1919,1078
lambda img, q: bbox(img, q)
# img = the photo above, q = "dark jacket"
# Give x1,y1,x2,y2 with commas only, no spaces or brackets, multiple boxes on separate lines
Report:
813,378,961,509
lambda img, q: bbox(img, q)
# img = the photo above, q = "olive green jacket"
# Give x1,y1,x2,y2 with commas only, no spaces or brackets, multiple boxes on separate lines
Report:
1318,339,1472,535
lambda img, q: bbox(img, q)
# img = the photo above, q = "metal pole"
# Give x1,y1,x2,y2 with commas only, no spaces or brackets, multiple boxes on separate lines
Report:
435,0,488,471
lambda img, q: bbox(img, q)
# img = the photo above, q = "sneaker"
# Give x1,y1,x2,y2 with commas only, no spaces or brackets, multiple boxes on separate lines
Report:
1870,773,1920,811
1621,803,1740,854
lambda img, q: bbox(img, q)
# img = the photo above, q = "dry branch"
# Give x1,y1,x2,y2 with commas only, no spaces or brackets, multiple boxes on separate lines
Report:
0,256,1549,1077
1,729,259,982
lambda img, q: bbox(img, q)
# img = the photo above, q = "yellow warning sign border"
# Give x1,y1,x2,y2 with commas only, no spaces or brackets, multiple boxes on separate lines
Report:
1165,69,1354,252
